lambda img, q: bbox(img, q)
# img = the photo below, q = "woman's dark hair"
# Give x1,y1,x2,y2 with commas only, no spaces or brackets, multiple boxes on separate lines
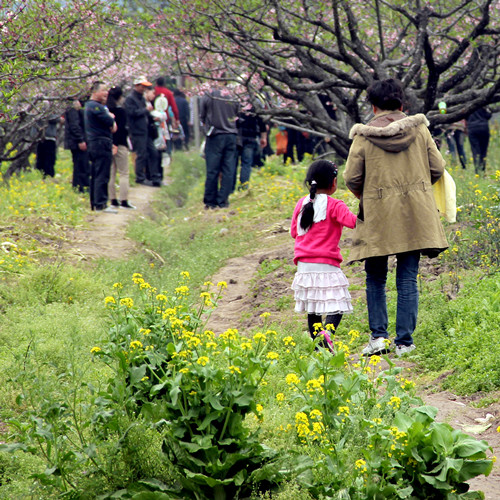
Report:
300,160,338,231
106,86,123,108
366,78,405,111
173,88,185,98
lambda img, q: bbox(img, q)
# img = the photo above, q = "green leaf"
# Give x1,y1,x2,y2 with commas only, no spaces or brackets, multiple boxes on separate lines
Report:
431,424,454,452
458,459,494,481
132,493,171,500
413,405,439,423
453,437,490,458
204,394,224,411
129,365,146,386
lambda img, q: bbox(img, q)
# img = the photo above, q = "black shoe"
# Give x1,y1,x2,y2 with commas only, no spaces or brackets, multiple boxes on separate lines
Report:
136,179,153,186
121,201,136,209
110,199,119,207
152,181,161,187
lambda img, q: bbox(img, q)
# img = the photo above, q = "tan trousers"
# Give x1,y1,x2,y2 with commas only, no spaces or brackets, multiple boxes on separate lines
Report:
108,145,130,202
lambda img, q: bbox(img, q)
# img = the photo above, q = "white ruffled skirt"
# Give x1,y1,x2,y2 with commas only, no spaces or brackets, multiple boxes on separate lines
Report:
292,262,353,315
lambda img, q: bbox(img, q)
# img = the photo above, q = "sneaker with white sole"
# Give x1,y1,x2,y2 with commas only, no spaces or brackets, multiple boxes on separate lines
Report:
97,206,118,214
395,344,416,357
362,337,390,356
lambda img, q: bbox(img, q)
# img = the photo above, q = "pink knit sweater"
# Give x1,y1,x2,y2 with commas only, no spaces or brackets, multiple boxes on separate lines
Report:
291,196,357,267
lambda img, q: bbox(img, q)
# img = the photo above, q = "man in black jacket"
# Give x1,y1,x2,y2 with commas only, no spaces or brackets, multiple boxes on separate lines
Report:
84,81,117,212
124,76,161,186
64,99,90,192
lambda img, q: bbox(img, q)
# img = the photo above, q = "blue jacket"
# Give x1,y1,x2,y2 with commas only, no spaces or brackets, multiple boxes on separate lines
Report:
84,100,114,143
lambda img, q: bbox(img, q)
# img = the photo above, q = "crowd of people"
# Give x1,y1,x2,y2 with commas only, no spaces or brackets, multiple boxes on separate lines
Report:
35,76,193,213
33,76,493,215
35,75,278,214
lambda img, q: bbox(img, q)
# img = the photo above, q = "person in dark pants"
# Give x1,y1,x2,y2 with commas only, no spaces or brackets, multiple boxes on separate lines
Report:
84,81,117,213
64,99,90,192
200,85,239,209
344,78,448,358
36,114,62,178
232,107,267,191
173,88,191,150
125,76,161,186
466,107,491,174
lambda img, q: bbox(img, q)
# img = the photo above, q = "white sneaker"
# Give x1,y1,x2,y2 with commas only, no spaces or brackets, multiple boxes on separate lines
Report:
100,206,118,214
395,344,416,357
362,337,390,356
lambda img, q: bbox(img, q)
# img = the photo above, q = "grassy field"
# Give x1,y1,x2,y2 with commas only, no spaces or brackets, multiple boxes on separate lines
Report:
0,127,498,498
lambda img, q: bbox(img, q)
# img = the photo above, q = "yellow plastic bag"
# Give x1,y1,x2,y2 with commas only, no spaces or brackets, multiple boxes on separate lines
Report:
433,169,456,223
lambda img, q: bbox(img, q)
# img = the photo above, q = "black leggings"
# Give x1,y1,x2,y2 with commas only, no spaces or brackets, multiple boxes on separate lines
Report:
307,313,343,339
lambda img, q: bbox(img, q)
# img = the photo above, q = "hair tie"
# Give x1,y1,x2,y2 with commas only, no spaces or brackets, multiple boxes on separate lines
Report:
310,180,317,202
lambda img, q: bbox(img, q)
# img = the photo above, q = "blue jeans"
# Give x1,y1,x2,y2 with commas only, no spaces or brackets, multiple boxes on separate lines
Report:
204,133,237,207
445,129,467,169
239,139,259,187
365,251,420,346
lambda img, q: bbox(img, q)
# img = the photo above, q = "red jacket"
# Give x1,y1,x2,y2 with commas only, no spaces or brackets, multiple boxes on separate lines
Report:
154,85,179,121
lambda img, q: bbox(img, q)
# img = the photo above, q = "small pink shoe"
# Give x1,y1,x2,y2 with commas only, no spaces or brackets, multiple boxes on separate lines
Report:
319,331,335,353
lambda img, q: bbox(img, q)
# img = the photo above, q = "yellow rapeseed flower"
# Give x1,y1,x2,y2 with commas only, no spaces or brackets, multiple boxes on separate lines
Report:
90,347,101,354
130,340,143,350
180,271,190,279
253,332,267,343
197,356,209,366
309,409,323,420
266,351,279,360
104,296,116,305
388,396,401,409
229,365,242,374
286,373,300,385
355,459,367,473
120,297,134,308
337,406,350,416
175,285,190,295
276,393,285,402
217,281,227,289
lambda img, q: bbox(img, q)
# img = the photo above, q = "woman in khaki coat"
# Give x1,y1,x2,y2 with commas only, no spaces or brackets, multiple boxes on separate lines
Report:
344,78,448,358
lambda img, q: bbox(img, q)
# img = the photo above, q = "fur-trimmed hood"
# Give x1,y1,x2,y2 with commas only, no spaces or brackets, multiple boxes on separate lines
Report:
349,112,430,153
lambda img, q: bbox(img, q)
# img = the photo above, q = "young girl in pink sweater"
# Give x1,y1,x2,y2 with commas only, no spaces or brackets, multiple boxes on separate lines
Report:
291,160,357,350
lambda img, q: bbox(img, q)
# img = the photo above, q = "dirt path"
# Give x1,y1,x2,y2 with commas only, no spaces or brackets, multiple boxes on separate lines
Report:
75,196,500,497
67,183,157,260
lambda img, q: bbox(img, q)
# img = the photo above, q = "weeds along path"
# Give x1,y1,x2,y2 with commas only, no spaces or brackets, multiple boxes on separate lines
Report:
205,225,500,499
68,183,157,261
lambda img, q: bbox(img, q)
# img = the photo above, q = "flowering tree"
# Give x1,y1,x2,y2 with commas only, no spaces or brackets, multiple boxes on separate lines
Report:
0,0,167,178
143,0,500,158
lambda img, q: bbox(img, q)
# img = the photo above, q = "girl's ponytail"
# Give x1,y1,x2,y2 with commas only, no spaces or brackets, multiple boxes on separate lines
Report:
299,180,317,231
